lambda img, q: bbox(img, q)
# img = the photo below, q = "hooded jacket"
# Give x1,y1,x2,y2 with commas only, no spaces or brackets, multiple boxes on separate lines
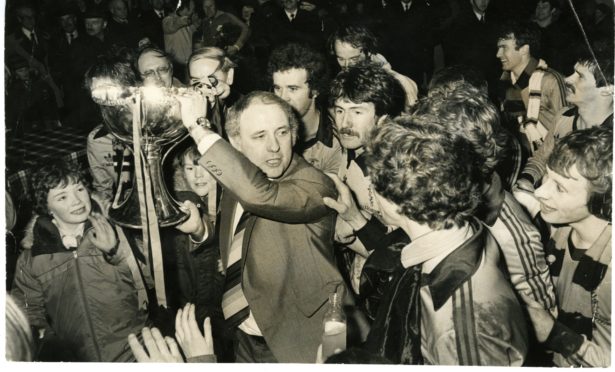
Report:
11,203,148,362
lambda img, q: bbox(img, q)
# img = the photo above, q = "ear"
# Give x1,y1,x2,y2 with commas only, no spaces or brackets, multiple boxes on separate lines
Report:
226,68,234,85
228,135,242,151
376,115,388,126
103,21,108,29
519,44,530,57
311,89,318,100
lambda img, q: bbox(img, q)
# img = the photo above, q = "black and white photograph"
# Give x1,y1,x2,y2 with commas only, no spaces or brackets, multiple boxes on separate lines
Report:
3,0,613,367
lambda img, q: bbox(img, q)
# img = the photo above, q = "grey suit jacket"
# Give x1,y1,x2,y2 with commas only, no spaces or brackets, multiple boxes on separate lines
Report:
199,139,344,363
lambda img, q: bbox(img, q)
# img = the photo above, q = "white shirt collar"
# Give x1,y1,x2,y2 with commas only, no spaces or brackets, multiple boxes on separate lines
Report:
22,27,35,40
285,9,297,21
155,9,164,18
401,1,412,10
473,9,485,21
400,222,474,272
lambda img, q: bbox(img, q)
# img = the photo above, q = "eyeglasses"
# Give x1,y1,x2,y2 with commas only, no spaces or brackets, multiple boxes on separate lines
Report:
140,65,171,78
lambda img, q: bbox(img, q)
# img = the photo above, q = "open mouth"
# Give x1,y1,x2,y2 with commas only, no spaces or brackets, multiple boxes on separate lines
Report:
71,207,86,215
266,159,282,167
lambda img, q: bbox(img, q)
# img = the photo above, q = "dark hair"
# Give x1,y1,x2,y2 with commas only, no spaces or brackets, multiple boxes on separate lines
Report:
497,20,541,57
329,61,405,117
366,119,483,230
225,91,299,139
535,0,559,9
31,160,89,216
428,65,488,96
267,43,330,96
84,50,138,91
548,125,612,198
576,49,615,87
327,24,379,57
416,82,508,179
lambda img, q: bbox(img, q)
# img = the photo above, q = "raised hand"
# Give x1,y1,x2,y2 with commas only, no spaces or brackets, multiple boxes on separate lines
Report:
322,173,368,231
87,212,117,253
176,201,206,241
175,303,214,359
128,327,184,363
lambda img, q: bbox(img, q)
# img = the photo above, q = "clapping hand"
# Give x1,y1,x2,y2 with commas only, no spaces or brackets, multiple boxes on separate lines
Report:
128,327,184,363
175,303,215,359
87,212,117,254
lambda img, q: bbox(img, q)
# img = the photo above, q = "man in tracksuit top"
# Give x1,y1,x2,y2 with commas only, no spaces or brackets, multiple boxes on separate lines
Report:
528,126,612,367
362,119,528,365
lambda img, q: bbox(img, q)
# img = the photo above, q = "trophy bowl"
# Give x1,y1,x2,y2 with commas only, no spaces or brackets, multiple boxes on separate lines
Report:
92,84,194,228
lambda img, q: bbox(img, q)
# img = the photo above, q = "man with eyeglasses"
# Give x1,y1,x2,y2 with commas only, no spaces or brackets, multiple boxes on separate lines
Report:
187,47,240,138
136,46,183,88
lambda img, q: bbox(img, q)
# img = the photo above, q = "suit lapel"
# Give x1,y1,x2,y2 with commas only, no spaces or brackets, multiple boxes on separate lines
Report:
219,191,236,269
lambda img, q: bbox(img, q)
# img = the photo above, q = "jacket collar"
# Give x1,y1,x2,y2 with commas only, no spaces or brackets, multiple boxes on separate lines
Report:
30,200,101,257
476,173,505,226
501,57,539,89
421,221,485,311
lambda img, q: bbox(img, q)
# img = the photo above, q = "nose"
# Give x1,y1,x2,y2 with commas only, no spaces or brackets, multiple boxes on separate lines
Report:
338,112,350,128
342,59,350,68
194,166,205,178
68,192,81,206
534,180,549,201
280,89,291,102
496,48,502,58
266,135,280,152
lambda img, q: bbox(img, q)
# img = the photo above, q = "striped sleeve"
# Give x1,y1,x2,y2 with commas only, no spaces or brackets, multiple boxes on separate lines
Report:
486,194,557,313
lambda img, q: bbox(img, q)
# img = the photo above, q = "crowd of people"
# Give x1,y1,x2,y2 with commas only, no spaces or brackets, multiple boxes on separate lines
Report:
4,0,614,366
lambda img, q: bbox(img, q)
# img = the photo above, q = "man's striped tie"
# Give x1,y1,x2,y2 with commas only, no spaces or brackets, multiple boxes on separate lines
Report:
221,209,251,329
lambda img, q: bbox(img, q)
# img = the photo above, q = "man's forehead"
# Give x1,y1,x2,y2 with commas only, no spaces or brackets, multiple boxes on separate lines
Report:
191,58,222,76
335,40,362,55
240,102,289,129
335,97,373,108
139,51,168,66
497,36,516,45
273,68,308,82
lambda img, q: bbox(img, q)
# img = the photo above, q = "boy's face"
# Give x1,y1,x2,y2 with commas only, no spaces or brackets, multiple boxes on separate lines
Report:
47,181,92,226
182,153,214,197
535,165,592,224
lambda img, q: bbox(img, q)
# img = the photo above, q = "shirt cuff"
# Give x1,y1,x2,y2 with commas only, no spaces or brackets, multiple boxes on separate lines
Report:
544,320,585,357
197,132,222,155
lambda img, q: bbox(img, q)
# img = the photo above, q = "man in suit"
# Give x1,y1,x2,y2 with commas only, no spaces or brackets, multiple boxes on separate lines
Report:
139,0,167,49
268,0,322,49
177,90,345,363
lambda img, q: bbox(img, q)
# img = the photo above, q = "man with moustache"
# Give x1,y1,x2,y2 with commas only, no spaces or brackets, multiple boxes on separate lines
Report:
513,51,613,218
324,62,406,297
268,42,342,175
177,90,344,363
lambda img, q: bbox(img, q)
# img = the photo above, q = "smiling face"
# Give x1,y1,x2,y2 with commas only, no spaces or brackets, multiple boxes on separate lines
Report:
565,63,601,106
333,97,380,150
138,51,173,88
182,152,214,196
535,165,592,225
496,37,525,74
230,101,295,179
272,68,315,118
47,181,92,227
334,40,367,69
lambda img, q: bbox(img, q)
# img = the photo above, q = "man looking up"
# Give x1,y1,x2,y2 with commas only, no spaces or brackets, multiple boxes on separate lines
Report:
496,20,567,173
177,91,345,363
328,24,418,112
268,43,342,175
528,126,612,367
513,51,614,217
